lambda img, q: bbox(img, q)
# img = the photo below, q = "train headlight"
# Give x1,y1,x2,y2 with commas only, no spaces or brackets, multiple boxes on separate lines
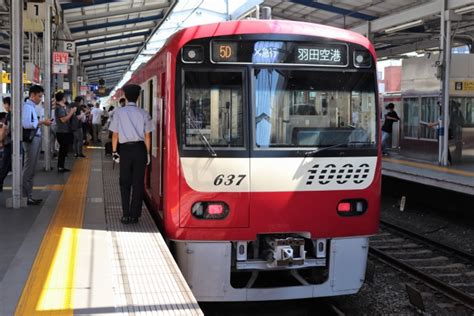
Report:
182,45,204,63
192,201,229,220
337,199,368,216
353,50,372,68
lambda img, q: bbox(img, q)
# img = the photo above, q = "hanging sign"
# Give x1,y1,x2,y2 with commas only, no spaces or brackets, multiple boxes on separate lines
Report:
53,51,69,75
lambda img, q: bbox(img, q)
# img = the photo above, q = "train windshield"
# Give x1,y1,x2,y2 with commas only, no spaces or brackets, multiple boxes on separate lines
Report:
183,71,244,148
253,68,377,149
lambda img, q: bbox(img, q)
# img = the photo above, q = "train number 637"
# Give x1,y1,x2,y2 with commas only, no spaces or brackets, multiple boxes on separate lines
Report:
213,174,246,186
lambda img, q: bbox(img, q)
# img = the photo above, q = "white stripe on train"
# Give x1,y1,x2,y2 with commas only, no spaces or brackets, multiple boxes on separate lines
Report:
180,157,377,192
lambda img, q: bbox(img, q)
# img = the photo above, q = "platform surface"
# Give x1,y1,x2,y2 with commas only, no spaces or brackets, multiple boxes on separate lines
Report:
382,154,474,195
0,145,202,316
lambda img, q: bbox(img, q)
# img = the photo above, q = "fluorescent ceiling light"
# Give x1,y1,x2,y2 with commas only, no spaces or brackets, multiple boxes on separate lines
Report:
385,19,424,33
454,5,474,14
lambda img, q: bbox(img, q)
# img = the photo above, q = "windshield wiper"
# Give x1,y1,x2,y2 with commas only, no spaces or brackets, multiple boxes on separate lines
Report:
186,114,217,157
304,141,374,157
198,132,217,157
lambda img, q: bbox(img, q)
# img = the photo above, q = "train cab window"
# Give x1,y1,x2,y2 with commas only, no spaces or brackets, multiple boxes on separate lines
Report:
253,68,377,149
183,71,244,148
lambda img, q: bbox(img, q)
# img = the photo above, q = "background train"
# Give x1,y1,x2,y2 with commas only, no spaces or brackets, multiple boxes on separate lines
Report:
113,19,381,301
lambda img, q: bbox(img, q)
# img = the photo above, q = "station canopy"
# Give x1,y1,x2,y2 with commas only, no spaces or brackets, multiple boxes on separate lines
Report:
1,0,470,93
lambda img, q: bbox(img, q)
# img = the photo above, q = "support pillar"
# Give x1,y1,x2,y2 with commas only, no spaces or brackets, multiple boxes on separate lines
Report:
10,0,24,208
43,0,52,171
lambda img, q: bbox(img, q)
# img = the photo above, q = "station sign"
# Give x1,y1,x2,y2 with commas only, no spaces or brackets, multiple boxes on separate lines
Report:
25,62,40,83
53,51,69,75
26,2,46,20
80,85,88,96
0,71,31,84
64,41,75,53
454,80,474,91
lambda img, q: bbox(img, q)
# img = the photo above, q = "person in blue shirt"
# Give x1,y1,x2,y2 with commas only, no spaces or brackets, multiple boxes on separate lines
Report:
22,85,53,205
109,84,154,224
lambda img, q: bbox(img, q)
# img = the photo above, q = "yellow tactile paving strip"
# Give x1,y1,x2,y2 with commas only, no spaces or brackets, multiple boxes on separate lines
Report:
383,157,474,177
15,151,91,316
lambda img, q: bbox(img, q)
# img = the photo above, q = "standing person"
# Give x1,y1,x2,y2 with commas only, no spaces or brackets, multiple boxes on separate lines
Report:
55,91,76,172
50,97,58,158
91,103,103,142
72,96,86,158
82,105,91,146
0,97,12,192
22,85,53,205
381,103,400,156
109,84,154,224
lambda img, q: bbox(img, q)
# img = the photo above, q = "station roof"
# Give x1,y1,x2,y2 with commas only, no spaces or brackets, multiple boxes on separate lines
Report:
61,0,173,88
1,0,473,94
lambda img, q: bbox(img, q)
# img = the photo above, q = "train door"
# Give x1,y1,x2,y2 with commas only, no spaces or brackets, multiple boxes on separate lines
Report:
145,78,155,191
149,72,166,211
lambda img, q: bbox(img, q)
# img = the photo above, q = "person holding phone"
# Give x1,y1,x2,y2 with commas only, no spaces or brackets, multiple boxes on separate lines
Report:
22,85,53,205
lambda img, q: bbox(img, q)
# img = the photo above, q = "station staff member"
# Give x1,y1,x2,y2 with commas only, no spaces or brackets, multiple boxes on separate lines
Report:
109,84,154,224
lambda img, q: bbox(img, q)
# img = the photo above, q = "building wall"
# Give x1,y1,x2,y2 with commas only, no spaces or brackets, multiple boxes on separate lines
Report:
384,66,401,92
401,57,439,94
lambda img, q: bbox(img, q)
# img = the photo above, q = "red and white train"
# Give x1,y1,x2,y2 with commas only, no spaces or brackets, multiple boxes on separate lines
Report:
114,19,380,301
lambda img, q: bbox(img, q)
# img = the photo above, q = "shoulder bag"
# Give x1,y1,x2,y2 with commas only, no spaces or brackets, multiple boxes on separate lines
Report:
22,112,38,143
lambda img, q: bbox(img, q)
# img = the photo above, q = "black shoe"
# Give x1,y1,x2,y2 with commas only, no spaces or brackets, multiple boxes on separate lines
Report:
130,217,139,224
79,154,87,158
121,216,131,224
58,168,71,173
27,198,42,205
74,154,78,158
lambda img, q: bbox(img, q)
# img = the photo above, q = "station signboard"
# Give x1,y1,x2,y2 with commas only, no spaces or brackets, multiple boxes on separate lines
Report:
452,80,474,95
0,71,31,84
53,51,69,75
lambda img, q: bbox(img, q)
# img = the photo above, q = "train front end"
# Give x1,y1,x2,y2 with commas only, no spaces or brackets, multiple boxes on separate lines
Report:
167,20,380,301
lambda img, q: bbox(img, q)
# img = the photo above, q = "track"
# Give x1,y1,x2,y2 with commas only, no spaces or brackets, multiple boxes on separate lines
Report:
369,220,474,310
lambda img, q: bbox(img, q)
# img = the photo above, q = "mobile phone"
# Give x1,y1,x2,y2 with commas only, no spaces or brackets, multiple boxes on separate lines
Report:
0,123,3,128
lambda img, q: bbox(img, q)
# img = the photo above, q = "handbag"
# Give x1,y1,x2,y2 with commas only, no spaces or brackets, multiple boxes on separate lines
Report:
22,112,38,143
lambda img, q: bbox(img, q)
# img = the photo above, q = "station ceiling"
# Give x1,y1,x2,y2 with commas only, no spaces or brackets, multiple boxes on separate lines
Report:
61,0,173,88
1,0,473,91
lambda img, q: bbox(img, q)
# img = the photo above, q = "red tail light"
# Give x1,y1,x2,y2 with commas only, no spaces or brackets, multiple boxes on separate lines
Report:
208,204,224,215
192,202,229,220
337,199,368,216
337,202,351,212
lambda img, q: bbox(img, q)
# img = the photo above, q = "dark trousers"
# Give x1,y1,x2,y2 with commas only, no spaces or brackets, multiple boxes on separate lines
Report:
119,142,147,218
0,143,12,191
56,132,72,169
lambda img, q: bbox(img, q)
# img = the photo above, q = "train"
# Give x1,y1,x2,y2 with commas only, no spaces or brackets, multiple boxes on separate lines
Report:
113,19,381,301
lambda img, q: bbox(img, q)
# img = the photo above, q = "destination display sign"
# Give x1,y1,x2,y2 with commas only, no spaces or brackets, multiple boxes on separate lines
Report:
294,45,347,65
210,41,348,66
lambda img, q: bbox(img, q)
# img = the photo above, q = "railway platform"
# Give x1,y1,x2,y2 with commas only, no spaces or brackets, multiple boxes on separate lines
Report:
0,145,202,316
382,152,474,195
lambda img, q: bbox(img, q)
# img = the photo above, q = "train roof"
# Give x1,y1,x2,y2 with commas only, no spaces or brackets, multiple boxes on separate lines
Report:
166,19,375,54
121,19,375,93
